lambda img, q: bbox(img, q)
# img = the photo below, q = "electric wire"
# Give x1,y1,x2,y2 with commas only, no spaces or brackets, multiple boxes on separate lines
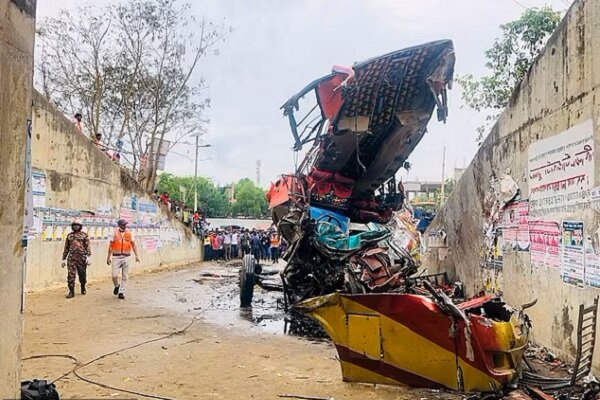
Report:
22,314,200,400
511,0,530,10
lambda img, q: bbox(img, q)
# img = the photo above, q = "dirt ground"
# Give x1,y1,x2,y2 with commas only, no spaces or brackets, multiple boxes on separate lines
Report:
21,261,463,400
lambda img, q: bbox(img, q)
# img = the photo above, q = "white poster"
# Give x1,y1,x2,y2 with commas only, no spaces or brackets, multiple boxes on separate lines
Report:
528,119,594,218
585,236,600,289
32,170,47,208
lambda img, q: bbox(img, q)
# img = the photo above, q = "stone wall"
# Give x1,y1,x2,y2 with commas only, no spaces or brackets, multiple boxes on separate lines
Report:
0,0,36,395
27,90,202,291
426,0,600,371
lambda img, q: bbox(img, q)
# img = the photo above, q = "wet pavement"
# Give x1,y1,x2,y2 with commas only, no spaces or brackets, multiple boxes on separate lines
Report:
137,260,294,336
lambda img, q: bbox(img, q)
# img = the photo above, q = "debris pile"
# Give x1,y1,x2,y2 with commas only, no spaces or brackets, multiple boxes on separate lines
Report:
241,39,600,397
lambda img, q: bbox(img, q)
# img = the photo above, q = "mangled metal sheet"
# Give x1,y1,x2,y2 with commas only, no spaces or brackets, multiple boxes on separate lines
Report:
274,39,455,224
296,290,531,392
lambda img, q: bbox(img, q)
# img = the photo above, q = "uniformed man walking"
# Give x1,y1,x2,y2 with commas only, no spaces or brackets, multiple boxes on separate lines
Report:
107,219,140,300
61,219,91,299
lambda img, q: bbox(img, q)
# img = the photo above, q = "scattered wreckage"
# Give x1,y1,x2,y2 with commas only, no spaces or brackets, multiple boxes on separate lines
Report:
238,39,599,396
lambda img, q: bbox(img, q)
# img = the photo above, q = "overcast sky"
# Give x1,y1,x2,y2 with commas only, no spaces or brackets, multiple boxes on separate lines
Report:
37,0,572,187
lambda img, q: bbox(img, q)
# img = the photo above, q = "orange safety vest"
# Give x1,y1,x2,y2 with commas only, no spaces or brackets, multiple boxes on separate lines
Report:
111,228,133,256
270,235,280,247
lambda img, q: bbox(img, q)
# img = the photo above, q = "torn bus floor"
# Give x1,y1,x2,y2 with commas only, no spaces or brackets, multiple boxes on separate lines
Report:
295,285,531,393
294,290,600,399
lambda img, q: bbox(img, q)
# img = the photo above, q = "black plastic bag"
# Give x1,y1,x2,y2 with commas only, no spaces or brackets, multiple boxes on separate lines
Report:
20,380,59,400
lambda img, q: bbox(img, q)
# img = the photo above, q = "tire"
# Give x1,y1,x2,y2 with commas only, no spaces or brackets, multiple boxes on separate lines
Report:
240,254,255,307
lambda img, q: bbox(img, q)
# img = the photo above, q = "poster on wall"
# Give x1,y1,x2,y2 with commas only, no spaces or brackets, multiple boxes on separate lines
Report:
529,219,561,269
485,228,504,269
139,201,158,214
516,200,530,251
500,202,518,249
32,170,47,208
142,237,159,253
584,236,600,289
528,119,594,218
561,220,585,287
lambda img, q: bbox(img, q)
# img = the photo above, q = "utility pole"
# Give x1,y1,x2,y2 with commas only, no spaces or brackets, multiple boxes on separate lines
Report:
190,134,212,212
440,146,446,203
256,160,261,187
194,134,199,211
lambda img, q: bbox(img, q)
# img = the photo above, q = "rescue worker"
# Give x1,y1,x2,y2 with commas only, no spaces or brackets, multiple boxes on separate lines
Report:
270,233,280,264
61,219,91,299
107,219,140,300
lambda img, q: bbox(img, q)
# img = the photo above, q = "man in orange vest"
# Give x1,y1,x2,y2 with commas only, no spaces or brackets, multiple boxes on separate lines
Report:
107,219,140,299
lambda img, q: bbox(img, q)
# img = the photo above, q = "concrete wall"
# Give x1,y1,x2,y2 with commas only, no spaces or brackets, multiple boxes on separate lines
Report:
0,0,36,395
426,0,600,371
27,90,202,290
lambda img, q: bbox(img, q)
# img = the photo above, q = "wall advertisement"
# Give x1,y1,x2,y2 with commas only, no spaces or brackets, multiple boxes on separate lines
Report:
561,221,585,287
528,119,594,218
529,220,561,269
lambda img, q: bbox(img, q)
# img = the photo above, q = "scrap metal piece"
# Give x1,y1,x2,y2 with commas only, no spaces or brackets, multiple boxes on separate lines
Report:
503,390,533,400
521,297,599,391
528,387,555,400
572,296,599,385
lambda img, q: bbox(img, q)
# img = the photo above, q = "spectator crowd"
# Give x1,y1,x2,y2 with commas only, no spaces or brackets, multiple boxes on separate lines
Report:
203,228,285,264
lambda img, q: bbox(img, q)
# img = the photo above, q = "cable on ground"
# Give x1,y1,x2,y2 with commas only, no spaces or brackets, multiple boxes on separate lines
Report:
22,314,200,400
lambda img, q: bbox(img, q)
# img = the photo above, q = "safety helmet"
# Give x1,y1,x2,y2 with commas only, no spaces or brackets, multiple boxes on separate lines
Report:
71,218,82,226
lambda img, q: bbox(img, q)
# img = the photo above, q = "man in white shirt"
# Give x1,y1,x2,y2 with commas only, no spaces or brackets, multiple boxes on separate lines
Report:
223,230,232,261
231,231,239,258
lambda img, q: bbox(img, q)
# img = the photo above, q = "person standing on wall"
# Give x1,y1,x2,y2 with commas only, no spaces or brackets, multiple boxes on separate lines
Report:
72,112,86,136
107,219,140,300
61,219,91,299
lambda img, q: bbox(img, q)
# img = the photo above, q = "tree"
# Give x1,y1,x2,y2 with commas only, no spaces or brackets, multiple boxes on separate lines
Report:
36,0,231,188
156,173,230,217
457,6,561,143
232,178,268,218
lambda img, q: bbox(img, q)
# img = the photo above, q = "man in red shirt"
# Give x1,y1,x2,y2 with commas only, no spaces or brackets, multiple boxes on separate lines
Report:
160,192,169,206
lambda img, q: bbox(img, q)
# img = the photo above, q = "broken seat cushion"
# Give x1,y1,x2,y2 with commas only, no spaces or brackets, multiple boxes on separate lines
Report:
308,168,333,195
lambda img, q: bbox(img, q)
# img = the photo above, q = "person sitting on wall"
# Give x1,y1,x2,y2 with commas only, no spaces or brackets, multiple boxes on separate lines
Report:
72,112,85,135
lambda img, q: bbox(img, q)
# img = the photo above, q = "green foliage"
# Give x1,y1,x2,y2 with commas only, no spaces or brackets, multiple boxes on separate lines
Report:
232,178,268,218
457,6,561,143
156,173,230,217
410,178,456,208
156,174,267,218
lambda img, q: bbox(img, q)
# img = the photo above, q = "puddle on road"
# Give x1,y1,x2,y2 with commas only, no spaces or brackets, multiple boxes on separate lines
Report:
138,263,327,339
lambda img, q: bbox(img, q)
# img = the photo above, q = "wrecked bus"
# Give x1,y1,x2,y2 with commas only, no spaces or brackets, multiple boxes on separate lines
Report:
239,39,533,392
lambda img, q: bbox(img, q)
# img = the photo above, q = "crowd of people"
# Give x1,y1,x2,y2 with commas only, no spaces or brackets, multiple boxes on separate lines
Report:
152,190,208,235
153,190,284,266
203,228,286,264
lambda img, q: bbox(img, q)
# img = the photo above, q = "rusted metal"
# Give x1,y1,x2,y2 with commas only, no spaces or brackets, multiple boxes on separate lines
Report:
522,296,599,391
504,390,533,400
528,387,555,400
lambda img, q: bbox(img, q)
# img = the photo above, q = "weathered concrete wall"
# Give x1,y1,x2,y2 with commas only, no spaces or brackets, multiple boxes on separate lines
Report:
426,0,600,371
27,90,202,290
0,0,36,394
